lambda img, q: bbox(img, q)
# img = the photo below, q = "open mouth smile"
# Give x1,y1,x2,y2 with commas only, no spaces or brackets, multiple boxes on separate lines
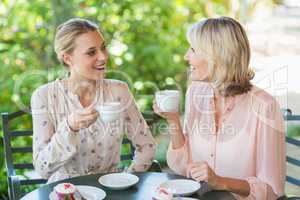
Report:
93,64,106,71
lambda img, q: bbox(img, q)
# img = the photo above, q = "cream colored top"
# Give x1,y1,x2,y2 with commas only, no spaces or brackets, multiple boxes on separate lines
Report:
31,79,156,183
167,81,286,200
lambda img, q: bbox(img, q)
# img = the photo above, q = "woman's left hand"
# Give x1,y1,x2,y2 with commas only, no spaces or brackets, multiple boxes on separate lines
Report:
187,162,221,189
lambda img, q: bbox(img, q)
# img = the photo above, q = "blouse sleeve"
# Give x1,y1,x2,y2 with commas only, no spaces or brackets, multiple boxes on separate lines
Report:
166,136,190,176
121,83,156,172
166,85,193,176
244,99,286,200
31,86,79,179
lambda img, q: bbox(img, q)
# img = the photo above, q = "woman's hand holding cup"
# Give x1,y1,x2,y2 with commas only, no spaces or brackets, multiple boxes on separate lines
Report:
67,106,99,132
153,90,180,123
152,100,180,123
153,90,185,148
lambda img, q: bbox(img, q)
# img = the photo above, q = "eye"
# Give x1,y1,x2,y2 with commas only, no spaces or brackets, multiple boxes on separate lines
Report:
190,47,195,52
101,44,107,51
87,50,96,56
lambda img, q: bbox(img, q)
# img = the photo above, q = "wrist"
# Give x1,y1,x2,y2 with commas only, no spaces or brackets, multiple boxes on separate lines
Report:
167,113,180,124
67,117,79,132
215,176,227,191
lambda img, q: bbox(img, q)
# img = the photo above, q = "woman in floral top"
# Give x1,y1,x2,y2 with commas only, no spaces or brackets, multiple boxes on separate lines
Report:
31,18,156,183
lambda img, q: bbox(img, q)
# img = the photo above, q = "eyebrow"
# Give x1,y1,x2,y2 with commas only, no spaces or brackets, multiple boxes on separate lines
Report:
86,42,106,51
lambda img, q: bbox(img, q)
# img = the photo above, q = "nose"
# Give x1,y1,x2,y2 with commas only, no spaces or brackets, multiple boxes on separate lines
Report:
97,50,108,61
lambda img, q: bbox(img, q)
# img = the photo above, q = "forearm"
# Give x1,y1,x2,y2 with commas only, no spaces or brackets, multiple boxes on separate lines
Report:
216,176,250,197
167,115,185,149
131,136,156,172
166,119,189,176
33,119,79,177
129,146,155,172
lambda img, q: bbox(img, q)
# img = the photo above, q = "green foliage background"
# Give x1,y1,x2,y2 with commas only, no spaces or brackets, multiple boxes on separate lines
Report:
0,0,284,197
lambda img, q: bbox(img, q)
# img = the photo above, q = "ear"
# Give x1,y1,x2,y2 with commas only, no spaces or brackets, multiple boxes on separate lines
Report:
62,53,73,67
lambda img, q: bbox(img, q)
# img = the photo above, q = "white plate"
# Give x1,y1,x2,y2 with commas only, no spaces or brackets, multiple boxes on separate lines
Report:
76,185,106,200
49,185,106,200
159,179,201,196
98,173,139,190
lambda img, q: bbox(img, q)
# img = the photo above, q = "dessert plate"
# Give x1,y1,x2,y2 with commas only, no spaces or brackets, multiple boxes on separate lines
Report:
98,173,139,190
159,179,201,196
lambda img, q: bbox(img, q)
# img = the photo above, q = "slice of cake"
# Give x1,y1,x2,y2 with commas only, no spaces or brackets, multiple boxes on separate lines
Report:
152,187,174,200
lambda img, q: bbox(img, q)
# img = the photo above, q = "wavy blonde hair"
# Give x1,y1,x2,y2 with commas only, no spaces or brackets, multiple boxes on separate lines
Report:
54,18,101,67
187,17,254,96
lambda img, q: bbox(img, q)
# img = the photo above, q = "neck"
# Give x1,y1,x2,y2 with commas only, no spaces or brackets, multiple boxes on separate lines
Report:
213,89,225,111
213,89,222,101
66,76,100,98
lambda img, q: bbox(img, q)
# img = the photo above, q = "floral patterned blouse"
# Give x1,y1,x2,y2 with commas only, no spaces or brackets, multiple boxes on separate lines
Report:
31,79,156,183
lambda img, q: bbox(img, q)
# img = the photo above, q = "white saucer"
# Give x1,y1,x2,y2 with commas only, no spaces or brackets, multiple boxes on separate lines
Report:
98,173,139,190
159,179,201,196
76,185,106,199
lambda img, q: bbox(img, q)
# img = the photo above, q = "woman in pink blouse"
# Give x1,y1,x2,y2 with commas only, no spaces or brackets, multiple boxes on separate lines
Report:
153,17,285,199
31,18,156,183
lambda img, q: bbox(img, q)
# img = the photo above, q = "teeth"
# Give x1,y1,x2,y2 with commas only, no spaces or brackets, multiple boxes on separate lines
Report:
94,66,105,69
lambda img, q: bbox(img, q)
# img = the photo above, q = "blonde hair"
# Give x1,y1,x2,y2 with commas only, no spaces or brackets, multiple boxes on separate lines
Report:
54,18,100,67
187,17,254,96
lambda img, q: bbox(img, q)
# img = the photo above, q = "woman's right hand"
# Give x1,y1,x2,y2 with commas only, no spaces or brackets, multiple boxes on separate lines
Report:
152,100,180,123
67,107,99,132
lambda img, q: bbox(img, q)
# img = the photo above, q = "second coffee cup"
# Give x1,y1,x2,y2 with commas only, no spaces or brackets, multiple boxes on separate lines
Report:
155,90,180,112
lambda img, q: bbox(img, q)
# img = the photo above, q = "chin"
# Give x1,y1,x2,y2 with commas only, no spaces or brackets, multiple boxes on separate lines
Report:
190,75,201,81
190,72,208,81
93,75,105,81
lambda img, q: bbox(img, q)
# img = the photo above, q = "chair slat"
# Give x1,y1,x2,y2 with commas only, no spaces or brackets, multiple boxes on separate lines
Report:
121,155,132,160
6,110,27,120
11,147,32,153
13,163,34,170
286,137,300,147
287,156,300,167
11,130,33,137
286,175,300,186
20,179,47,185
284,115,300,121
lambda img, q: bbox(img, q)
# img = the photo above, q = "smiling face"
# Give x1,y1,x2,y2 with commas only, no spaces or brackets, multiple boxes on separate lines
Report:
63,30,108,81
184,46,209,81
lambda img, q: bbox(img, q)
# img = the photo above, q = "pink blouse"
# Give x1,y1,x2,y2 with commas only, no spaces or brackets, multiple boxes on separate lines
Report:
31,79,156,183
167,81,286,199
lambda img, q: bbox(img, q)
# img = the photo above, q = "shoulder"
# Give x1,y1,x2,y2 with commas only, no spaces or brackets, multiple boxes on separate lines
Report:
248,85,283,127
31,81,58,99
249,85,278,108
30,81,60,111
249,86,284,134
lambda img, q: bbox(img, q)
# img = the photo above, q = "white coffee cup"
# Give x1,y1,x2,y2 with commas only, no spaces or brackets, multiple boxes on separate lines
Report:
96,102,122,123
155,90,180,112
